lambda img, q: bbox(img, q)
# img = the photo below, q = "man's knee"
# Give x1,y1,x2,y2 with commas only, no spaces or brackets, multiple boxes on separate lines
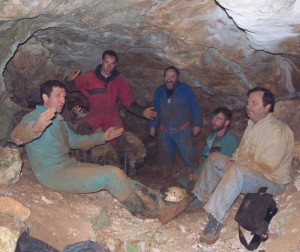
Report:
205,153,229,168
225,162,250,181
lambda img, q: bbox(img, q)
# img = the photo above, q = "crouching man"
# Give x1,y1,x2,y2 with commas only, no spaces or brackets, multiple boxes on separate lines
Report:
11,80,191,224
190,87,294,244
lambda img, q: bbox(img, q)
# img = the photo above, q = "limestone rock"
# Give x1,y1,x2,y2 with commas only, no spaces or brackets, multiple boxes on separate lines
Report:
0,196,30,222
273,99,300,161
0,146,22,186
0,92,22,146
90,207,111,233
0,226,20,252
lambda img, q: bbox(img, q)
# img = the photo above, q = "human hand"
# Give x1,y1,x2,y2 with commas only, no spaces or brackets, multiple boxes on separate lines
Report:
67,69,81,81
193,126,201,136
149,127,156,137
142,107,157,120
104,127,124,141
32,107,56,135
191,172,199,182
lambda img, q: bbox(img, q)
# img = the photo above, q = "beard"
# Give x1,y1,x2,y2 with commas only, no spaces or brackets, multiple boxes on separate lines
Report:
165,80,177,90
211,122,225,132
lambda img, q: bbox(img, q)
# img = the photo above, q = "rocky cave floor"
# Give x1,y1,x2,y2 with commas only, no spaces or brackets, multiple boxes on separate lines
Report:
1,149,300,252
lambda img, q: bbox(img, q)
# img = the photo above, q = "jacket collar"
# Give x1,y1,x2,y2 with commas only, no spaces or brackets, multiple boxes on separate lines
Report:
95,64,120,82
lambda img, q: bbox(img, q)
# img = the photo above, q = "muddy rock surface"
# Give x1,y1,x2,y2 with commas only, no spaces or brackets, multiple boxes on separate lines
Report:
0,150,299,252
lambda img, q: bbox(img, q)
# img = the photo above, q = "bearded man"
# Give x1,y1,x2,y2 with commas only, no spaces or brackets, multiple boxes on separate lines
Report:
179,106,240,193
149,66,202,188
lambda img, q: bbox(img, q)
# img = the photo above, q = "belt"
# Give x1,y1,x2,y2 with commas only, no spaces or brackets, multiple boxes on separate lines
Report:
160,121,190,134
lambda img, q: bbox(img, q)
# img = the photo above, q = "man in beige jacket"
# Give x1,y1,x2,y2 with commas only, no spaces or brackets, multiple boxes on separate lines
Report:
191,87,294,244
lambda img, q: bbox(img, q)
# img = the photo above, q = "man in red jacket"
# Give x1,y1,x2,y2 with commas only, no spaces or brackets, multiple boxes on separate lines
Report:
66,50,156,168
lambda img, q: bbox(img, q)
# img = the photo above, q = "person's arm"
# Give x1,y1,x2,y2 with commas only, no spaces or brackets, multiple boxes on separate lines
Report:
64,69,81,91
243,128,294,173
67,123,123,151
11,108,56,145
117,77,157,119
127,101,157,120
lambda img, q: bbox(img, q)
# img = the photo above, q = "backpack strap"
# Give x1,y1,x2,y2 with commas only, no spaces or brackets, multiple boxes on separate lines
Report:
258,187,267,194
238,225,267,251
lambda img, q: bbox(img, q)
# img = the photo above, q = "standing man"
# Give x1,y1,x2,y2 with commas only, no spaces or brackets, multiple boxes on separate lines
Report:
178,107,240,194
191,87,294,244
11,80,191,225
149,66,202,188
66,50,156,158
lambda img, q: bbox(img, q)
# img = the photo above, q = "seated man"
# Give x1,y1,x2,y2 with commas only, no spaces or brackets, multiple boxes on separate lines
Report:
191,87,294,244
10,80,190,224
178,106,240,192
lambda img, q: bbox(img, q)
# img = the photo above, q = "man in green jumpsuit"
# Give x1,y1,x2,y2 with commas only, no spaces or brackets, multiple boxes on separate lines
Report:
11,80,190,224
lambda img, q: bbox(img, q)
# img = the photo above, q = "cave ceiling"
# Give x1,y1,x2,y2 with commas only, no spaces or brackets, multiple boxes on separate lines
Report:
1,0,300,112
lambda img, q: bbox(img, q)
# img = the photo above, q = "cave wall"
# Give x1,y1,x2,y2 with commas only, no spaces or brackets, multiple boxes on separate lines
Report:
1,0,300,143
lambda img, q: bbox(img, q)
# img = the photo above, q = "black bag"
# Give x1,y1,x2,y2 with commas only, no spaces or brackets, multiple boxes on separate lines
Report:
234,187,278,251
15,228,112,252
15,228,59,252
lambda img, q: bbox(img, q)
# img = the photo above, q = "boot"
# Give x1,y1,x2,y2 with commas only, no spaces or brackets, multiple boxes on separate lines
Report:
200,214,222,244
122,182,192,224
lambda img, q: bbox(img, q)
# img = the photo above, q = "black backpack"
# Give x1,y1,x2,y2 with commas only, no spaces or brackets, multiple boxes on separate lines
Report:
234,187,278,251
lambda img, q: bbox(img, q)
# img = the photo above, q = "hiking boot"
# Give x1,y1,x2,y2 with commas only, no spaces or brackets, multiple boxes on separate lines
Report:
200,214,222,244
187,195,203,210
122,182,192,224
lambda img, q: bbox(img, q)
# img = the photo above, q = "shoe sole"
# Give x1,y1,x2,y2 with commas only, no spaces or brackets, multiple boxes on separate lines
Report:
199,229,221,245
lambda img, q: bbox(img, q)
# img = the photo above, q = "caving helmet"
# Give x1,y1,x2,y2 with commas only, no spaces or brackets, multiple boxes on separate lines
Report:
164,186,186,202
71,104,89,121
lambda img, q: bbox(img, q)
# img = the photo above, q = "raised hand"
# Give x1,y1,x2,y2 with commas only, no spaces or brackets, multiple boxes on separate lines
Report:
67,69,81,81
32,107,56,135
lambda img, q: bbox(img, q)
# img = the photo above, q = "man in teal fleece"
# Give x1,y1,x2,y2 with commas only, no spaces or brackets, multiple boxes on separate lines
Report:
11,80,191,224
178,107,240,191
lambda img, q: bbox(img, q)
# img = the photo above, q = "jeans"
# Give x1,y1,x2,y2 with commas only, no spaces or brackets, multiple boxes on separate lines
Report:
158,126,198,168
192,153,285,223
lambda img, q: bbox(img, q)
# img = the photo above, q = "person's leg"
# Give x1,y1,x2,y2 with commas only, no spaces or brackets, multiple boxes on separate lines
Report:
175,127,199,194
200,161,285,244
205,162,285,223
40,161,132,200
158,130,175,186
192,153,229,202
175,127,198,169
122,181,192,224
39,161,191,224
